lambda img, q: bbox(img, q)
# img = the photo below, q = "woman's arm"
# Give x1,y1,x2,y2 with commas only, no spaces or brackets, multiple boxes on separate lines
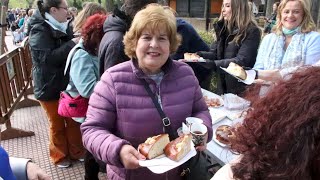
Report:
70,50,98,98
254,34,274,70
189,70,213,142
29,24,76,67
197,41,218,60
256,69,282,82
305,32,320,65
80,72,131,167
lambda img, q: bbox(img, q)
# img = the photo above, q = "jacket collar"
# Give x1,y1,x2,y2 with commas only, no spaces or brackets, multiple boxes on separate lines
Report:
131,58,174,79
30,10,73,39
214,20,239,37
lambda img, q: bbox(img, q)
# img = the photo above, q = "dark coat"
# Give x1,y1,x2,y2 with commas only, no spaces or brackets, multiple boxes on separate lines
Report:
170,19,209,60
29,10,76,100
98,8,131,76
198,20,261,95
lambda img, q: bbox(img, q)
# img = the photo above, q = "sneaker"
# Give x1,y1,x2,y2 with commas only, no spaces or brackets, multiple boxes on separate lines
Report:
57,159,71,168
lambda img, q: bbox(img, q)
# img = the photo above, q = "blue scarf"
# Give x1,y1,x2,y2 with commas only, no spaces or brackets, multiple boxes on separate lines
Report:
44,12,68,34
282,26,300,36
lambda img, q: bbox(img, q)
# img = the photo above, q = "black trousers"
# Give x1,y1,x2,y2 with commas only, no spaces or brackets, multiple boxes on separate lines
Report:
84,151,100,180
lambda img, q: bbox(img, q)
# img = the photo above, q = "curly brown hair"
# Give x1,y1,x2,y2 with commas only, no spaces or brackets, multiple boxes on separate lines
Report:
230,66,320,180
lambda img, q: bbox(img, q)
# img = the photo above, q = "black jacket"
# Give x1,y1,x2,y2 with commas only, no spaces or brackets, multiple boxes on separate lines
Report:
170,19,209,60
29,10,76,100
98,8,131,76
198,20,261,95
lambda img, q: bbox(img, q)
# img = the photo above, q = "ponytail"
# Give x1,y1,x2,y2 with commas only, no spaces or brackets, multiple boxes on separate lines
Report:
37,0,44,14
36,0,62,15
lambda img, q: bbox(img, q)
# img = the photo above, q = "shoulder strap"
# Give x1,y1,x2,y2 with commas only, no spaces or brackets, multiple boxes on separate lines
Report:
64,46,82,75
139,78,178,140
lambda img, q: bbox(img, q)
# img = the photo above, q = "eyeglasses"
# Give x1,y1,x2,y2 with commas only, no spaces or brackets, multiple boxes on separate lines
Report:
57,6,68,11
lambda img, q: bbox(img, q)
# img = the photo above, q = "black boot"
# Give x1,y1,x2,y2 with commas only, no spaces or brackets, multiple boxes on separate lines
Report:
84,151,100,180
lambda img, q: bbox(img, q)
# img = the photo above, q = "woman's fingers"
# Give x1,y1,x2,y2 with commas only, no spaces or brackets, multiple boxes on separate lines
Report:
120,144,145,169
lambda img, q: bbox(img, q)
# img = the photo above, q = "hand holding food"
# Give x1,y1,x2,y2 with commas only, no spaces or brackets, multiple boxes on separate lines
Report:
138,134,192,162
120,144,145,169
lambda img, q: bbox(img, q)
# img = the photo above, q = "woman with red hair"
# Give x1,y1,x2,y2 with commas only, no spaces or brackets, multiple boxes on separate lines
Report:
62,14,106,173
212,66,320,180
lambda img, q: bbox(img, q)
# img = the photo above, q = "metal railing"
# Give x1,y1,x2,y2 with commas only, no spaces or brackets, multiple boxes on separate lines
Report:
0,37,39,140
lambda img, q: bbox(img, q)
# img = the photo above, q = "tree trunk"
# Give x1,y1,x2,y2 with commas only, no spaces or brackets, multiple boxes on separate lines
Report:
311,0,319,28
105,0,114,12
204,0,210,31
0,0,9,54
265,0,275,18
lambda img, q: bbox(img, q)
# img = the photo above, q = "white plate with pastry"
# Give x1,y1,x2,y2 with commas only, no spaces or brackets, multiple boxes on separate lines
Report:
213,125,233,147
138,134,196,174
209,108,227,124
179,53,206,63
220,62,256,85
213,132,227,147
179,58,206,63
201,89,224,108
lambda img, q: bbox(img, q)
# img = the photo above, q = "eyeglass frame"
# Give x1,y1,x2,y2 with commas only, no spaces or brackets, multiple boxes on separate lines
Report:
57,6,68,11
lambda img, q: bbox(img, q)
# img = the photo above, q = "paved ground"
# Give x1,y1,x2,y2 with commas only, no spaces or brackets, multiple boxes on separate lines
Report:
1,106,88,179
1,32,107,179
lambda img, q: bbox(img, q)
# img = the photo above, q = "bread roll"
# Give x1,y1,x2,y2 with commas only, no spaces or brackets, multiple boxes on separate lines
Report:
138,134,170,159
164,134,192,162
226,62,247,80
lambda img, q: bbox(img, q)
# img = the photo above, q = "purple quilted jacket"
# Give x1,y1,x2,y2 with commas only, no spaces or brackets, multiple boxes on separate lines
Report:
81,59,212,180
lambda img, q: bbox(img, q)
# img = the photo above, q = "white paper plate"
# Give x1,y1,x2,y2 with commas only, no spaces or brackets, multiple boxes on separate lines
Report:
209,108,227,124
220,67,256,85
179,58,206,62
138,142,197,174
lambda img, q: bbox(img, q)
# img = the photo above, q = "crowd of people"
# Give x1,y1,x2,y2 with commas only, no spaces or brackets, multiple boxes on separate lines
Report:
1,0,320,179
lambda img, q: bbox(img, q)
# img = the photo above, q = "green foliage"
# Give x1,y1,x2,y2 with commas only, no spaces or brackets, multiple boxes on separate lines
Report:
9,0,28,8
197,30,215,46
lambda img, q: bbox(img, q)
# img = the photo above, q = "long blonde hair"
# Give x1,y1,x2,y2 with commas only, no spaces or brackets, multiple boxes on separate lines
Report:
220,0,259,44
73,2,107,33
274,0,315,35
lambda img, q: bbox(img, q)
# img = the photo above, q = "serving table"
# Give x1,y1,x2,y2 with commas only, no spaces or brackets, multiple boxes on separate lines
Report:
202,89,245,166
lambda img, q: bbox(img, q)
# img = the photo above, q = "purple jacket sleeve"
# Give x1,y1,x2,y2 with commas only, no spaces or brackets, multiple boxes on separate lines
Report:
190,73,213,142
80,72,130,167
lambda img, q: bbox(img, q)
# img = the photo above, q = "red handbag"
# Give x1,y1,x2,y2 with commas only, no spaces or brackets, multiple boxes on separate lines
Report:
58,91,89,117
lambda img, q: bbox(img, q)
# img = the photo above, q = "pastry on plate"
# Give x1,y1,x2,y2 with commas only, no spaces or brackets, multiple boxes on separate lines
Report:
215,125,235,145
226,62,247,80
184,53,201,60
203,96,222,107
138,134,170,159
164,134,192,161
